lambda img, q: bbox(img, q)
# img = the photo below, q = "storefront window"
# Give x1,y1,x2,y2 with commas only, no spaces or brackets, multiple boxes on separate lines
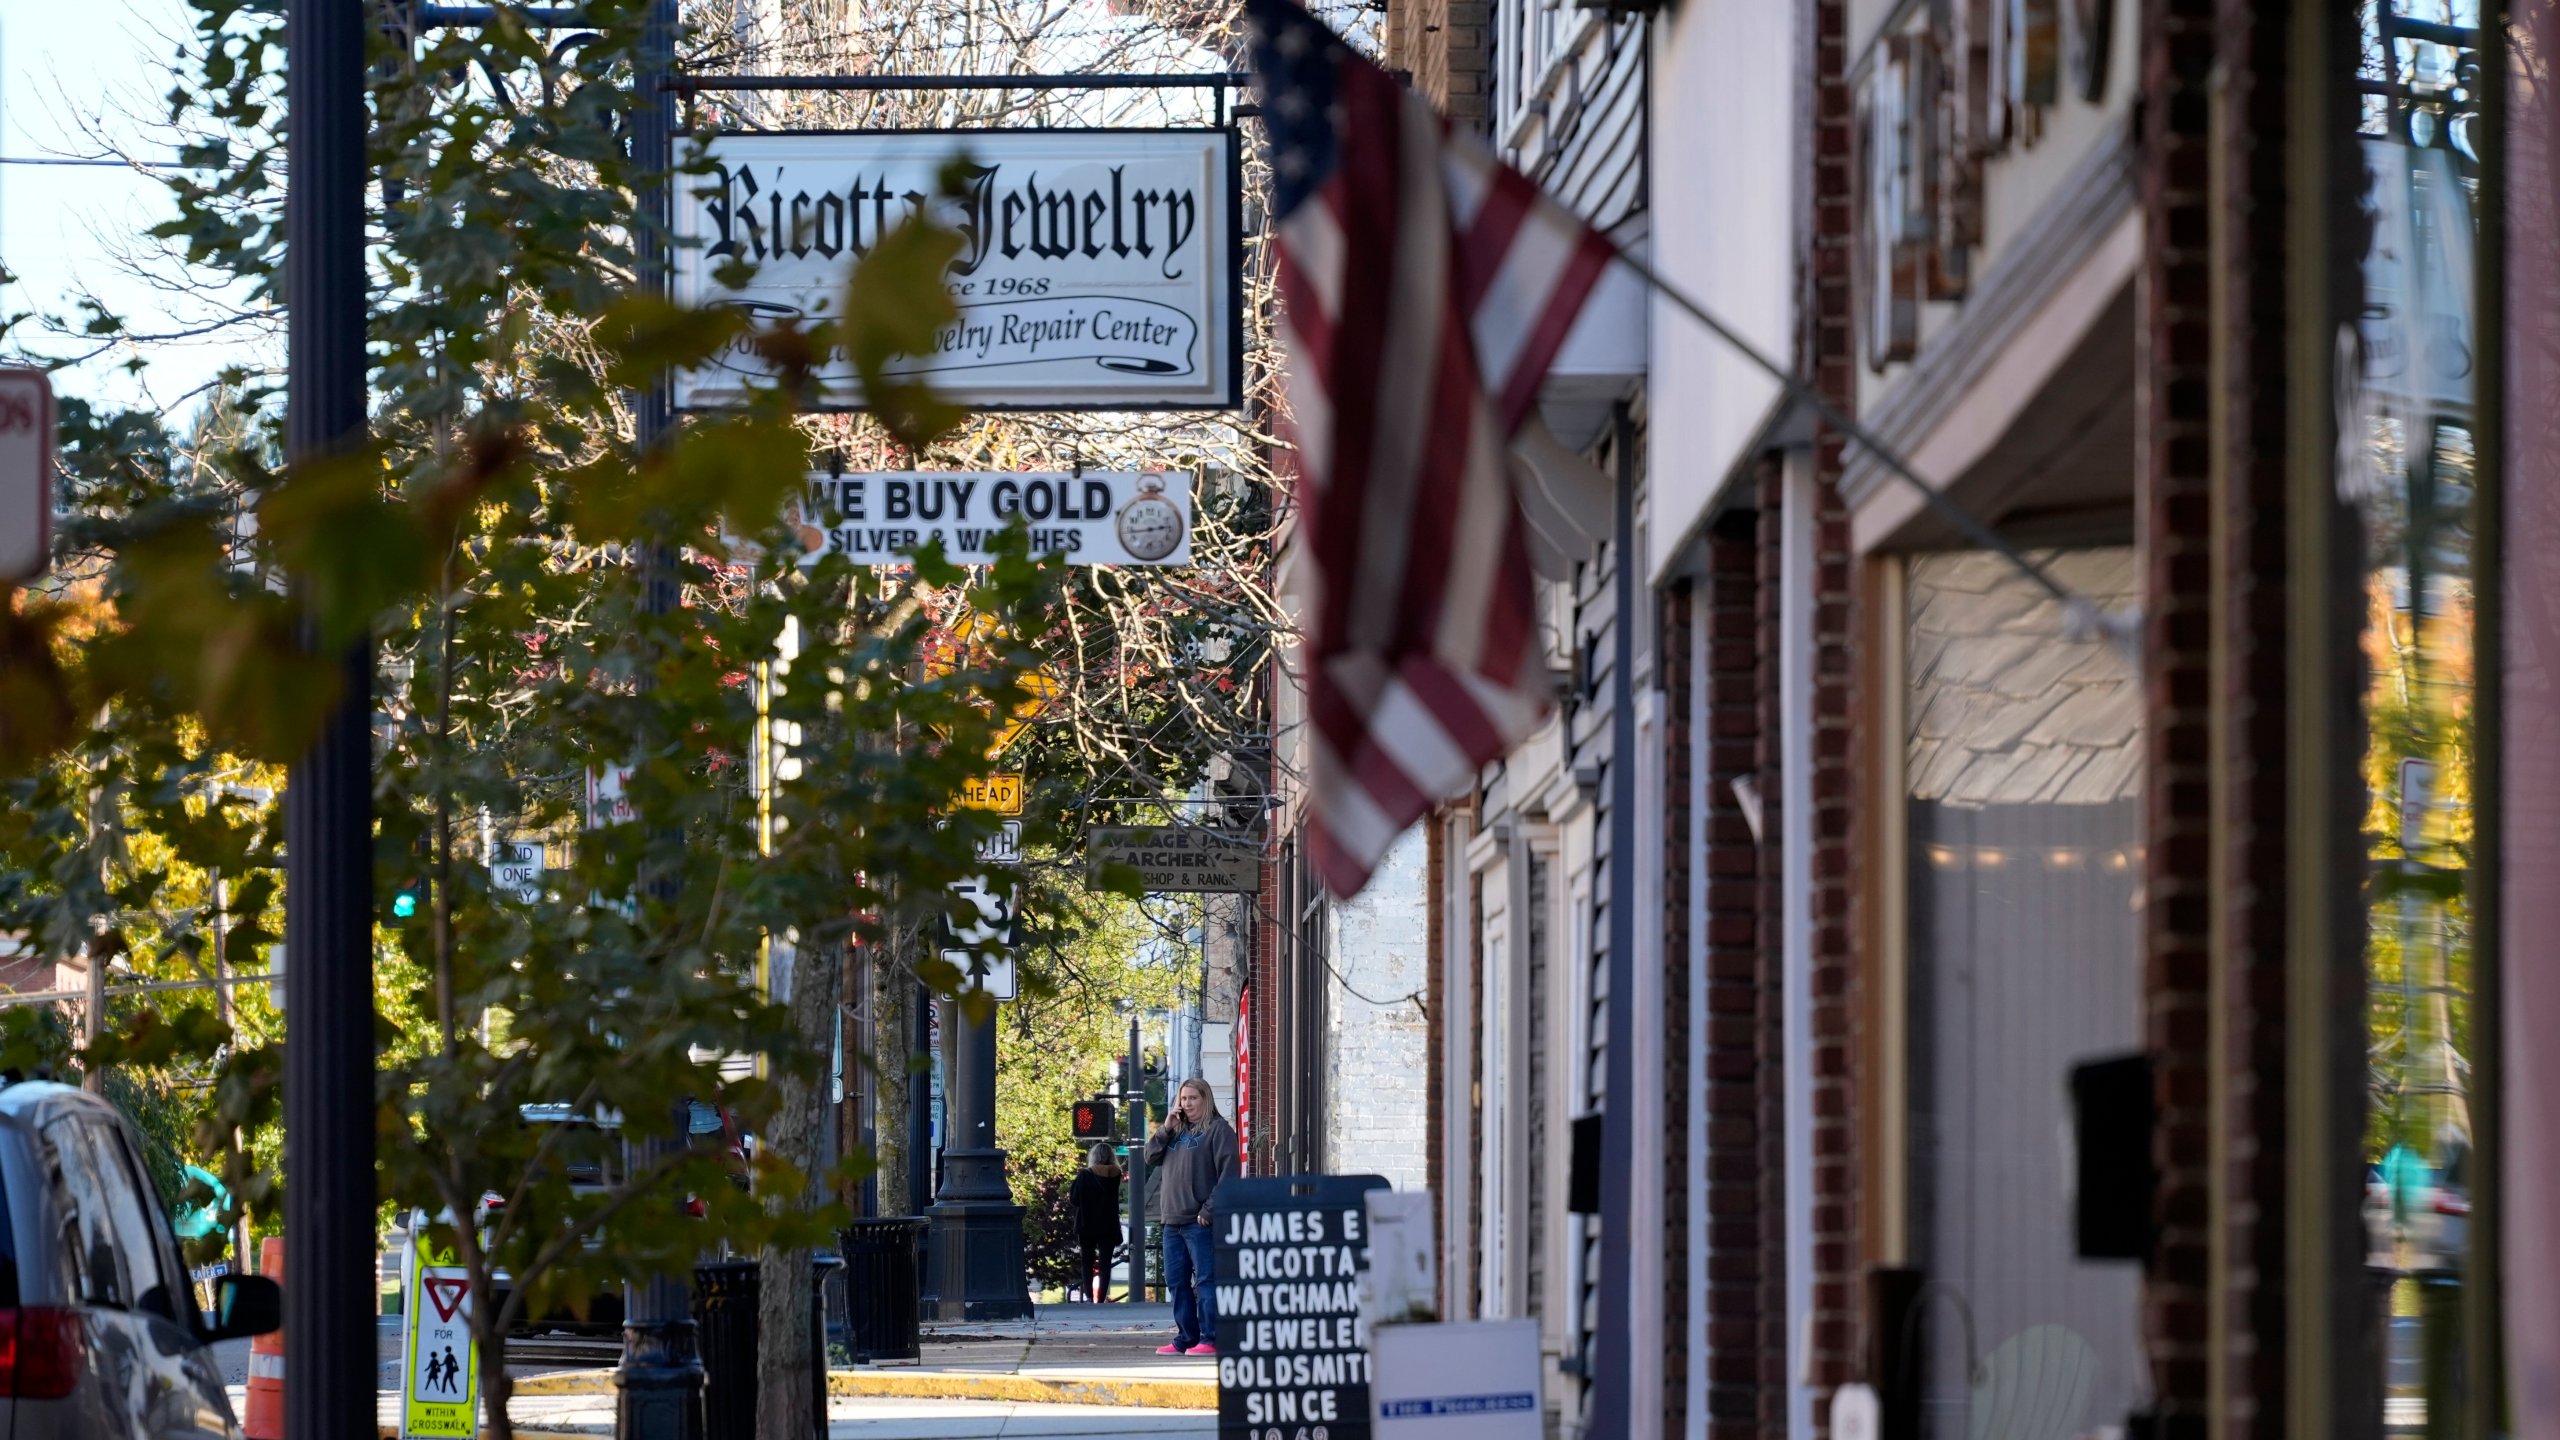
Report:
1902,548,2149,1435
2348,4,2483,1430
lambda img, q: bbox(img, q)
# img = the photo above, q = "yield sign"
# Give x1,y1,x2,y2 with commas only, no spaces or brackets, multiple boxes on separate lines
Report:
423,1276,470,1324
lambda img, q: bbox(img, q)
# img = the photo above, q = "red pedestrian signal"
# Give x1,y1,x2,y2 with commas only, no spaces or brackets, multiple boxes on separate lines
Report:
1070,1098,1117,1142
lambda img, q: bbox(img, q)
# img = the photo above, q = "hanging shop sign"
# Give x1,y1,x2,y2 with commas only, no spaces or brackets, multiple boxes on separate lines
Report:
792,470,1191,566
1088,825,1261,894
1213,1173,1391,1440
674,130,1242,412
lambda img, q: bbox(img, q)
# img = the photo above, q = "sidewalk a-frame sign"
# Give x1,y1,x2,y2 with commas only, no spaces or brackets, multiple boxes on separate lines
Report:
398,1216,480,1439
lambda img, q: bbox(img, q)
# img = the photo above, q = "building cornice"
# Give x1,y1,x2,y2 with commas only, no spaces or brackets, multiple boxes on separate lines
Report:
1840,122,2139,512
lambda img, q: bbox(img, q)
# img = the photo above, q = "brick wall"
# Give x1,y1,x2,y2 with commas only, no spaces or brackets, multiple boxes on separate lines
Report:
1702,513,1767,1440
1249,827,1282,1175
2209,1,2292,1433
1805,485,1860,1432
1746,455,1863,1438
2140,0,2217,1413
2140,0,2296,1429
1802,0,1862,1418
1661,580,1695,1438
1384,0,1492,132
2138,0,2225,1427
1425,811,1448,1303
1754,458,1790,1440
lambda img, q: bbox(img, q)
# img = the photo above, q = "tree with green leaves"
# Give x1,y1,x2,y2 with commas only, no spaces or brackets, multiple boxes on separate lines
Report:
6,1,1285,1434
0,6,1092,1439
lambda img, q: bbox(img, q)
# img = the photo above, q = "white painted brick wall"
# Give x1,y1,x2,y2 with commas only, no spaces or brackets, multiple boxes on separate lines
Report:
1324,826,1431,1192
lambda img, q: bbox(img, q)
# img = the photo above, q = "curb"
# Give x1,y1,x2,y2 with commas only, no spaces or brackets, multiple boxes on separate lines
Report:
508,1366,1217,1411
827,1369,1216,1409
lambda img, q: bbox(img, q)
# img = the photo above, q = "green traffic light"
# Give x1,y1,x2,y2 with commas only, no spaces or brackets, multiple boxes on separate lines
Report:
392,888,420,919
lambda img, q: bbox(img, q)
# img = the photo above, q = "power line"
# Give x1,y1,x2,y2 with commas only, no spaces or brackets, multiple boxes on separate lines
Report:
0,971,277,1010
0,157,190,168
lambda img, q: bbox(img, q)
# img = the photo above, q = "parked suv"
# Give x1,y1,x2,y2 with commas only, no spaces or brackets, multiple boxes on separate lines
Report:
0,1080,279,1438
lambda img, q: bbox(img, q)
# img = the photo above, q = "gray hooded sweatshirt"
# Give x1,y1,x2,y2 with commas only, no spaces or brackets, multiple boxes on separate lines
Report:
1144,1110,1239,1225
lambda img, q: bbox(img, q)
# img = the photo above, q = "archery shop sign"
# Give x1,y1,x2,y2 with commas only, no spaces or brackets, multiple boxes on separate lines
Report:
791,470,1191,566
1213,1173,1390,1440
1090,825,1260,893
674,131,1240,411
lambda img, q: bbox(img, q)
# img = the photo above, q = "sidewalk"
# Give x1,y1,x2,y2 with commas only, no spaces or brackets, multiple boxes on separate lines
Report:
913,1300,1211,1374
356,1391,1216,1438
497,1302,1216,1408
309,1301,1221,1435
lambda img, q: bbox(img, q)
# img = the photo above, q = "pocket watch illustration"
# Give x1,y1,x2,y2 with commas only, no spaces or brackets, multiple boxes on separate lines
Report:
1114,475,1188,561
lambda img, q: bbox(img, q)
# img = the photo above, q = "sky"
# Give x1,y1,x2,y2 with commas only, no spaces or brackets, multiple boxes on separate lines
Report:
1,0,249,418
0,0,1229,423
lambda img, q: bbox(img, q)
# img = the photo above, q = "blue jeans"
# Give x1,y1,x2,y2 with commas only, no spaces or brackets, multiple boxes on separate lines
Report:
1164,1219,1216,1346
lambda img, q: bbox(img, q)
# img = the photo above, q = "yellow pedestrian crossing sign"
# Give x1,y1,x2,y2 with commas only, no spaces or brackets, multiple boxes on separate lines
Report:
398,1220,479,1438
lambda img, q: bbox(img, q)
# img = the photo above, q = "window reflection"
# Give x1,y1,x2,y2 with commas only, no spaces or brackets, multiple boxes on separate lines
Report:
2349,7,2482,1429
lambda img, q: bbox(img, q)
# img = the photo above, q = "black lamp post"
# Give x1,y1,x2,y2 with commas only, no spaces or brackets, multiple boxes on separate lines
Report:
613,0,709,1433
283,1,705,1434
923,991,1033,1320
281,0,375,1435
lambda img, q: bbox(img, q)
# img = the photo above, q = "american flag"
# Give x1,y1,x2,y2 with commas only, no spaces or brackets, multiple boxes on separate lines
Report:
1247,0,1619,897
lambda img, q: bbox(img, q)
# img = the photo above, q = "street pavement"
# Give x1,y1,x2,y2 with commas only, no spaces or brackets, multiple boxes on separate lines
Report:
434,1394,1216,1437
212,1304,1220,1436
915,1300,1211,1373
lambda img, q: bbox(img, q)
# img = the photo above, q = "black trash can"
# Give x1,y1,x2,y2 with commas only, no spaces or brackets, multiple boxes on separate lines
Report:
692,1255,842,1440
835,1217,927,1363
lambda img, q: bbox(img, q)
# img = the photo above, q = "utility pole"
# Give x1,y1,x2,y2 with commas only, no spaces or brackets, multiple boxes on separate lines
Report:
910,982,933,1213
1124,1014,1148,1303
80,939,104,1095
282,2,376,1440
615,0,707,1431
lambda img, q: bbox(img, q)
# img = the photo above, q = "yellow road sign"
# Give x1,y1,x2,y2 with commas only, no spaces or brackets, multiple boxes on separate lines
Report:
925,612,1060,757
987,672,1062,756
961,773,1026,815
398,1222,478,1438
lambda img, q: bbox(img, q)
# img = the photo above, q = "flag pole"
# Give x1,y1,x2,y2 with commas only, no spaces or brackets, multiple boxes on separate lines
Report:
1608,249,2142,658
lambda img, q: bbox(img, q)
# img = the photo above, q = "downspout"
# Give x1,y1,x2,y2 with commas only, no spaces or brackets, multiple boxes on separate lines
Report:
1781,448,1818,1440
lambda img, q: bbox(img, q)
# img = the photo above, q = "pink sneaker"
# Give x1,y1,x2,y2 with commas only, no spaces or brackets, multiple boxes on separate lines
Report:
1187,1343,1218,1356
1157,1343,1189,1354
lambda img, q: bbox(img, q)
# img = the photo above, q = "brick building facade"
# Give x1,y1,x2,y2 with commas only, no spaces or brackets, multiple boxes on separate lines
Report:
1269,0,2518,1436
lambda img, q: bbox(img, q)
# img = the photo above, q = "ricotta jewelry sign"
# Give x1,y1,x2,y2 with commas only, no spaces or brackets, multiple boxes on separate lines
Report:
675,130,1241,411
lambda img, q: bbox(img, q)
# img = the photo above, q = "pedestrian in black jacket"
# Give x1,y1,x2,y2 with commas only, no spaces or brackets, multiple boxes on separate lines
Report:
1067,1143,1125,1302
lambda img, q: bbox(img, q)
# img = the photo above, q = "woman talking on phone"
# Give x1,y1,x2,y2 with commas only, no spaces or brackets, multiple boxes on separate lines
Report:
1144,1076,1239,1355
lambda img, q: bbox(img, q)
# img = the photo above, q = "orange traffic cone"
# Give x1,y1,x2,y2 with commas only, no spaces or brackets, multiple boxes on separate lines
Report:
242,1237,283,1440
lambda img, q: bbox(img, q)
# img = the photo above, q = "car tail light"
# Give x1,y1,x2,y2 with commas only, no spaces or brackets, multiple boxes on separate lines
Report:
0,1307,85,1399
2435,1193,2472,1217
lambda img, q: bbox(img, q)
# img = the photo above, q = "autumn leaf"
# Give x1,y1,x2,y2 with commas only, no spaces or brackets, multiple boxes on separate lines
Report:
839,217,967,453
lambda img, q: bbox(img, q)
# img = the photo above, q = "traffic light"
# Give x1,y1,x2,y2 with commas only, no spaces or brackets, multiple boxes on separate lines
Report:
1070,1098,1118,1142
390,879,425,920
